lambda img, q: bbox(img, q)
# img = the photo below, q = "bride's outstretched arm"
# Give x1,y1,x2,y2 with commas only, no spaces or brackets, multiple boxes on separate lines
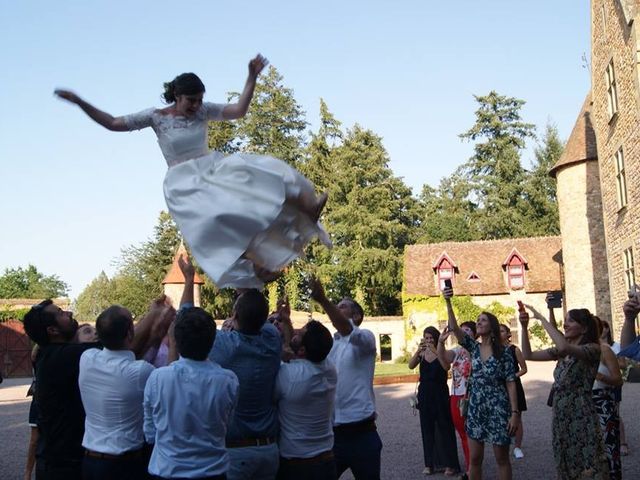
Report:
54,89,129,131
223,54,268,120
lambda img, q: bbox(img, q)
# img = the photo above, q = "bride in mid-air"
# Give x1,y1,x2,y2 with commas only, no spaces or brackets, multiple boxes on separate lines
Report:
55,54,330,289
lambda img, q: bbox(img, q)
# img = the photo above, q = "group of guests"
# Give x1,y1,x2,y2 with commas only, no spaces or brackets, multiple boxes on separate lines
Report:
410,287,637,480
22,255,382,480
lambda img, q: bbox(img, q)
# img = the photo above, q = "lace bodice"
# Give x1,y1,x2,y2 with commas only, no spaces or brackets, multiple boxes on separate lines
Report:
124,102,226,167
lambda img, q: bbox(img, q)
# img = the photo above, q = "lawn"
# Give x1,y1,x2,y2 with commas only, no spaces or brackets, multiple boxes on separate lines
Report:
374,362,415,377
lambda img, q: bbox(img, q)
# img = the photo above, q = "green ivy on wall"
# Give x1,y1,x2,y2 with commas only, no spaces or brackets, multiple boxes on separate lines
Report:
0,308,29,323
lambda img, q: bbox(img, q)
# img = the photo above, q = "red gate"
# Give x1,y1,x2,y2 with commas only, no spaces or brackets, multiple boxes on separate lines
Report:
0,320,33,378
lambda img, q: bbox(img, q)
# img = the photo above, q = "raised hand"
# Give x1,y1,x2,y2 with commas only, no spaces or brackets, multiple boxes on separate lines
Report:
248,54,269,78
309,276,325,302
439,328,453,344
442,286,454,300
178,254,195,282
54,89,81,104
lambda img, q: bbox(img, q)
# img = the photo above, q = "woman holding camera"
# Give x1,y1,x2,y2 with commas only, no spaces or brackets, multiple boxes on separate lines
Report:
520,306,609,480
409,326,460,476
443,287,519,480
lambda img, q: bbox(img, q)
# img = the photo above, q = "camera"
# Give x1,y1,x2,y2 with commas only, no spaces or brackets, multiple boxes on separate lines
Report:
546,291,563,309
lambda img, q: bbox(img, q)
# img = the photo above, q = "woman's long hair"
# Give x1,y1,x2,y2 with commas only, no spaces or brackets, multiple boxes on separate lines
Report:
423,326,441,345
568,309,601,345
481,312,504,359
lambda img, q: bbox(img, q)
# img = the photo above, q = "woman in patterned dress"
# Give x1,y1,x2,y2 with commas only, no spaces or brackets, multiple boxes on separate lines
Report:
443,287,520,480
520,306,610,480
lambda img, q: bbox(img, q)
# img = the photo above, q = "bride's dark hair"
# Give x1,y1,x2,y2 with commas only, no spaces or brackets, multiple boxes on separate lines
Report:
162,73,205,103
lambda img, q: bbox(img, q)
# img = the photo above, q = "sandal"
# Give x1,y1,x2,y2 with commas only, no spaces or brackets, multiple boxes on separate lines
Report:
422,467,433,475
620,443,629,456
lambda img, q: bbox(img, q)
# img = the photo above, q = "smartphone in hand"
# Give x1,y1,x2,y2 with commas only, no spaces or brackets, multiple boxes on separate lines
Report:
517,300,526,313
444,279,452,289
546,291,563,309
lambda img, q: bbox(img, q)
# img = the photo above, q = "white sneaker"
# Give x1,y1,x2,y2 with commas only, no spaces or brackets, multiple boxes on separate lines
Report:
513,447,524,459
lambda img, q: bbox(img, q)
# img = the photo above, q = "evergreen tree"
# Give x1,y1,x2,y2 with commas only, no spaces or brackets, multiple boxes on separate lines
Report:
459,91,536,239
73,271,112,322
523,122,563,235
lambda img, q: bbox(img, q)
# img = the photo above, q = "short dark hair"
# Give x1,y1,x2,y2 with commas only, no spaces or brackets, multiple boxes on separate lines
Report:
23,300,55,346
340,297,364,321
460,321,477,337
96,306,132,350
569,309,600,345
162,73,205,103
234,289,268,334
174,307,216,360
301,320,333,363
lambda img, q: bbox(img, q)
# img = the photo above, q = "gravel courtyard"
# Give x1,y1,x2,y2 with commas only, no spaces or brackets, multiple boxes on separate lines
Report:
1,362,638,479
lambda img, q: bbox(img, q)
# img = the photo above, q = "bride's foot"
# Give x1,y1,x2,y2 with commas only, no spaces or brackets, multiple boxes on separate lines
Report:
310,191,328,222
253,264,282,283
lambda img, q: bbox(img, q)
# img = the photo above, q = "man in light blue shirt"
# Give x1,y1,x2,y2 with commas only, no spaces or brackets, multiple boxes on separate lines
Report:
209,289,282,480
144,305,239,480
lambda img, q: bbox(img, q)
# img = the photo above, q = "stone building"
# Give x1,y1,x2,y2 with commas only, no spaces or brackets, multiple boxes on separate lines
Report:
404,237,563,344
551,0,640,331
550,96,611,323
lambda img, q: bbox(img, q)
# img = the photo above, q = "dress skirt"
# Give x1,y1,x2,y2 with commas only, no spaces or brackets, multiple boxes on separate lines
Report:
163,151,331,289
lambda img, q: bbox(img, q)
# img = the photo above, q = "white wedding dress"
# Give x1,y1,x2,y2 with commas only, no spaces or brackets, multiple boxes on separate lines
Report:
124,102,331,288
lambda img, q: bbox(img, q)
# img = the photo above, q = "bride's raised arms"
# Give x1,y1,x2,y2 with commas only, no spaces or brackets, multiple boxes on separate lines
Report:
54,89,129,132
221,54,269,121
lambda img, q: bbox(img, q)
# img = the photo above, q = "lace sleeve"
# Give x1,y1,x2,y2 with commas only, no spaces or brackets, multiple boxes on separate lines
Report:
123,108,155,131
203,102,226,121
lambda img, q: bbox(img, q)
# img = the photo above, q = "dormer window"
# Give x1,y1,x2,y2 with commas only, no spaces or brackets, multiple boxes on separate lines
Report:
503,248,528,291
433,252,458,290
467,272,481,282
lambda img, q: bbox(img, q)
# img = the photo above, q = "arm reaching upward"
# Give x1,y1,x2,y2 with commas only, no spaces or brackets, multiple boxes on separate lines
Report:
309,277,352,337
54,89,129,131
443,287,465,343
222,54,269,120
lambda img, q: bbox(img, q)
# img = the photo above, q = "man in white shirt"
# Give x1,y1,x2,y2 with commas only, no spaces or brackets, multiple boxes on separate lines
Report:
79,305,158,480
275,319,337,479
310,279,381,480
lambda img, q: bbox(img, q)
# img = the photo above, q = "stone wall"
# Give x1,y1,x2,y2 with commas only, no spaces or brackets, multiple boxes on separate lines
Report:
591,0,640,332
556,161,611,323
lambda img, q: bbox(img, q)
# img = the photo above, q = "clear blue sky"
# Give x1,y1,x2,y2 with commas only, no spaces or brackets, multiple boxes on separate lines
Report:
0,0,591,298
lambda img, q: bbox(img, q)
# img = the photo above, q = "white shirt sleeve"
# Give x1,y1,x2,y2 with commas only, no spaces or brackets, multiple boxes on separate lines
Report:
123,108,155,130
349,327,377,356
203,102,226,121
143,372,157,444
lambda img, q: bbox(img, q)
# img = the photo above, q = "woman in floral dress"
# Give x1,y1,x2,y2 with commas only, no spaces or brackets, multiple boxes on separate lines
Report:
520,306,609,480
443,288,519,480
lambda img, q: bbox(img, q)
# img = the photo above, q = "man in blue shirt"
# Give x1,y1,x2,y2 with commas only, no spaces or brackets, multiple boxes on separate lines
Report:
209,289,282,480
144,305,239,480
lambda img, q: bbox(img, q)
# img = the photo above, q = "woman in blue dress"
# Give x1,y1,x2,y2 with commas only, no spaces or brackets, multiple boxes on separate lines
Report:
54,55,330,289
443,287,519,480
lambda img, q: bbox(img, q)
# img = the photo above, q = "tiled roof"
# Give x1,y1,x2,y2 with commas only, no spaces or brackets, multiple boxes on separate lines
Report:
162,243,205,285
549,94,597,177
404,236,563,296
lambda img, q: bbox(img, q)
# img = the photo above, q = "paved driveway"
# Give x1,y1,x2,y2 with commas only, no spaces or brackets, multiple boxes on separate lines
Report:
2,362,638,479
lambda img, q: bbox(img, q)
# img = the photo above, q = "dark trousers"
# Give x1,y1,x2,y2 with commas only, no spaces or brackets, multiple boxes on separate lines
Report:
418,394,461,471
277,455,337,480
333,429,382,480
42,459,82,480
82,454,148,480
